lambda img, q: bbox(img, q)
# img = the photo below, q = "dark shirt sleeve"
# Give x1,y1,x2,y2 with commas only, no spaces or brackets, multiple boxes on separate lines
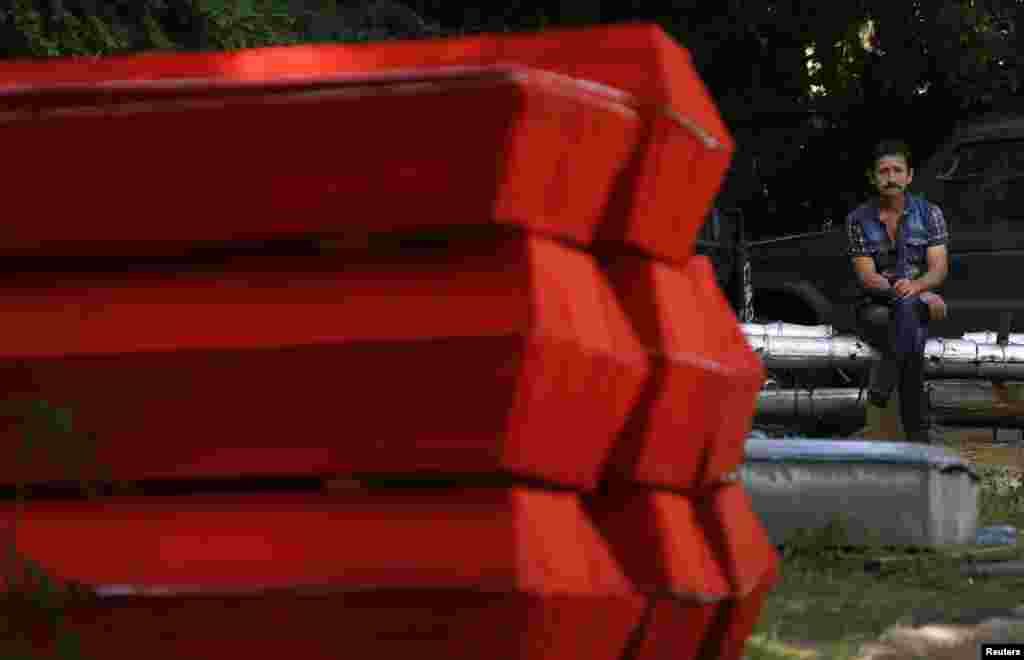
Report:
927,204,949,247
846,216,870,257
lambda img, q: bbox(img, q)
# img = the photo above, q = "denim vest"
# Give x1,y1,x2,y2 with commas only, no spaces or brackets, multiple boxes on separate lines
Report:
850,193,931,282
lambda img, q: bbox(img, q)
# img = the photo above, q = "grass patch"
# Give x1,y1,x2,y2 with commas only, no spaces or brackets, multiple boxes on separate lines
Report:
746,447,1024,659
977,463,1024,529
750,553,1024,658
743,634,825,659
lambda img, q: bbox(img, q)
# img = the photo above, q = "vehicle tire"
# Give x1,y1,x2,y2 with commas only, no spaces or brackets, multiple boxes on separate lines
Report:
753,281,831,326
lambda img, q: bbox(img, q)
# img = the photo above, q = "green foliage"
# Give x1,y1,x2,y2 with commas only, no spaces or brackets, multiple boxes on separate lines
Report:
742,635,822,659
648,0,1020,116
200,0,304,50
0,1,440,59
143,11,176,50
1,0,1018,117
4,0,62,57
977,463,1024,529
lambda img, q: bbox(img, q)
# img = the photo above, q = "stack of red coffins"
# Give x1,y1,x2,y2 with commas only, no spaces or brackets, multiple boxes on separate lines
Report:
0,23,776,659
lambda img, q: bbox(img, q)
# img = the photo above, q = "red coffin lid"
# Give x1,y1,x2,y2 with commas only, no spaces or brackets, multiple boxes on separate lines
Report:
584,491,731,602
679,259,770,480
1,490,638,597
696,483,780,598
0,238,647,490
585,486,779,603
0,68,639,255
0,23,730,262
684,258,766,483
2,490,645,660
585,487,779,660
0,23,728,146
600,255,764,490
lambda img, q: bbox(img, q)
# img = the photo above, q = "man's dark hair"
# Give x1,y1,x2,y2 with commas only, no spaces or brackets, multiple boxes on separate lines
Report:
872,140,913,169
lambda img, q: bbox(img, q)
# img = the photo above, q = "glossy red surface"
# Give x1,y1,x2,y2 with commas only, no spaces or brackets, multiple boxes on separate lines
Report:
633,598,722,660
698,483,780,599
585,486,779,660
685,258,767,484
0,24,727,144
1,489,644,659
585,490,732,599
600,255,766,490
0,238,647,490
0,70,638,255
0,22,773,658
698,566,781,660
0,23,729,262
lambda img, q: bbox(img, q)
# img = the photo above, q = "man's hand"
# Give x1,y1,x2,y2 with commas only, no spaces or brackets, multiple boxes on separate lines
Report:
893,279,923,298
919,292,948,322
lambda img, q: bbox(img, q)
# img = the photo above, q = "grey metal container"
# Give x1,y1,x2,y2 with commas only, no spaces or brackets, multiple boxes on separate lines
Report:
741,437,980,547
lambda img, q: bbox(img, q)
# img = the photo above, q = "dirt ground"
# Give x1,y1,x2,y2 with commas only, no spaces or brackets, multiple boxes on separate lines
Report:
946,428,1024,474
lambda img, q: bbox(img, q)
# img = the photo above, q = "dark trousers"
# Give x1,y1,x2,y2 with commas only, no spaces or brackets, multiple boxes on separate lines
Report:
856,295,930,436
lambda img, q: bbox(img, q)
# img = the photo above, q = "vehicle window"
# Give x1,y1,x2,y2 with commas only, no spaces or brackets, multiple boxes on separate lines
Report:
938,140,1024,180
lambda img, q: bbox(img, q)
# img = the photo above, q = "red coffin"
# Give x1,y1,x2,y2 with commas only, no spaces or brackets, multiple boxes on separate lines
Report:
695,482,781,660
584,488,731,660
0,67,638,257
0,23,729,263
585,484,779,660
0,489,644,659
600,255,765,490
637,564,779,660
0,237,647,490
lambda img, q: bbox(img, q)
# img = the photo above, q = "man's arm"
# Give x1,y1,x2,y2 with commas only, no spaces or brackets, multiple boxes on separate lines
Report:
914,203,950,293
852,256,894,294
895,203,950,298
893,245,948,297
848,216,893,295
915,244,949,292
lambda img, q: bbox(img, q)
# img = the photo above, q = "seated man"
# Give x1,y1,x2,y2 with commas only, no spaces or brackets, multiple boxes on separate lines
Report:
846,140,949,443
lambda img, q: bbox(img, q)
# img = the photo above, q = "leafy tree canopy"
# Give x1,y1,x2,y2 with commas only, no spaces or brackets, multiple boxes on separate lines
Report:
4,1,1020,117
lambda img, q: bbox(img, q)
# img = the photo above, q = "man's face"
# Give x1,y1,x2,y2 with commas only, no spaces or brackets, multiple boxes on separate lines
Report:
873,154,913,198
